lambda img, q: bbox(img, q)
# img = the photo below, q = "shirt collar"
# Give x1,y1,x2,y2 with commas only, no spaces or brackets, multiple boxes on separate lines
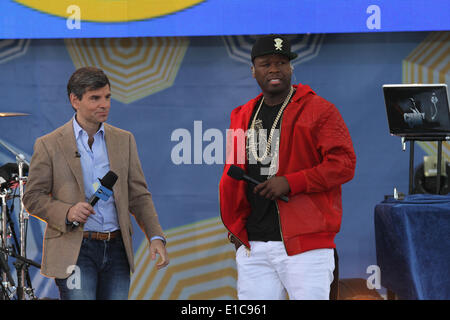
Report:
72,114,105,139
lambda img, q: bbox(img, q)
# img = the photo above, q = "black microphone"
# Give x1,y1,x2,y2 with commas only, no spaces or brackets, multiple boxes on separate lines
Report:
75,151,81,158
227,165,289,202
72,170,118,227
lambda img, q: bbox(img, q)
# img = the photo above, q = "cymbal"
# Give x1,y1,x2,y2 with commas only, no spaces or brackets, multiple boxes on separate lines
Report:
0,112,30,117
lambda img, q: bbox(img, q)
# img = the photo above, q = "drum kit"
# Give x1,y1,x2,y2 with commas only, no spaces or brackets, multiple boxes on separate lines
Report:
0,112,40,300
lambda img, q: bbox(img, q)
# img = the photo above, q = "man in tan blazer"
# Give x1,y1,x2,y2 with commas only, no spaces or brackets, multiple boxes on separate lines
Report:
23,67,169,300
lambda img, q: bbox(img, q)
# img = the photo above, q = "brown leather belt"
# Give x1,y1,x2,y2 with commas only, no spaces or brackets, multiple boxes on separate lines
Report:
83,230,121,241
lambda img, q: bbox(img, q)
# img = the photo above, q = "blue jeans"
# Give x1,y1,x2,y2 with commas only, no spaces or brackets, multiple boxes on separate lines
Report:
55,236,130,300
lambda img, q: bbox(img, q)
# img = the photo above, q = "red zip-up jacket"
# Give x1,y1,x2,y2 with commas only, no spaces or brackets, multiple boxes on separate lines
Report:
219,84,356,255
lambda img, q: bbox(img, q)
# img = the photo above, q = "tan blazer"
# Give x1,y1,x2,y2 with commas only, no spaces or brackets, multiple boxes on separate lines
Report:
23,120,165,279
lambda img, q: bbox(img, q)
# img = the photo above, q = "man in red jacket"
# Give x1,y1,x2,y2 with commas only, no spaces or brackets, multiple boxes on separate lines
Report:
219,35,356,300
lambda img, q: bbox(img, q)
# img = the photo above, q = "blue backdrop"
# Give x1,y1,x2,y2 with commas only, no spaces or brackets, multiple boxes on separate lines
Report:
1,31,445,299
1,0,449,38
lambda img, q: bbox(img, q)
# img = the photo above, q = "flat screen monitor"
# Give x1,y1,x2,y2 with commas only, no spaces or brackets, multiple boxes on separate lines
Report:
383,84,450,138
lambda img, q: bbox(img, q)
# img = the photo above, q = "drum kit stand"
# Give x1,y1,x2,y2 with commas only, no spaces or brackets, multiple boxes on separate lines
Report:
0,112,40,300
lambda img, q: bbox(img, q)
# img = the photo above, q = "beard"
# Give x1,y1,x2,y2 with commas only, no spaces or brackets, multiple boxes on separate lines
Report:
257,78,292,101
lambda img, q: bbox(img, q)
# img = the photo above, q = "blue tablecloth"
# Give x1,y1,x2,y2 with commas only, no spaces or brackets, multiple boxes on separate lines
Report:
374,194,450,300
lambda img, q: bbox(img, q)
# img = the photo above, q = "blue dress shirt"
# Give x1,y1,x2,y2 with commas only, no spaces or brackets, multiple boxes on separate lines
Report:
73,116,119,232
72,116,165,243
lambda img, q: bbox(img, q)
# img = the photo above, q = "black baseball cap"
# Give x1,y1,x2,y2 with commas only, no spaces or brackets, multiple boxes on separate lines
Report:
251,34,298,62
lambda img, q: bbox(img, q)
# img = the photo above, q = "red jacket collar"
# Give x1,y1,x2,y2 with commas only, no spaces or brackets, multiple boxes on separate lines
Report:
233,83,316,130
241,83,315,115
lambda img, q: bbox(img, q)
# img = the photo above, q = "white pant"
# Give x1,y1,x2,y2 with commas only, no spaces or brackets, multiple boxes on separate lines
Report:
236,241,334,300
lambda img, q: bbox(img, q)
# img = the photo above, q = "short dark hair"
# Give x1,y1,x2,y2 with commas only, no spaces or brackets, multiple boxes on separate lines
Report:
67,67,110,102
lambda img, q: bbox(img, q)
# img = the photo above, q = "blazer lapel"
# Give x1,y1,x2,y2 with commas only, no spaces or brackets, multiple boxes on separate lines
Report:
104,123,124,211
104,123,122,179
57,120,85,197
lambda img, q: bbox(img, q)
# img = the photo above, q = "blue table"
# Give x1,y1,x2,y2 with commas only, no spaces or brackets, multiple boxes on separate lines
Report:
374,194,450,300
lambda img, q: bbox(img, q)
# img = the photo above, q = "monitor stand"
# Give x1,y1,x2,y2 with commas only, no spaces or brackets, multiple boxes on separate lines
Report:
402,136,448,195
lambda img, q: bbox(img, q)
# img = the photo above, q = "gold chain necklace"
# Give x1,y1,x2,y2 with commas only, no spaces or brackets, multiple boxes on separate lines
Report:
249,86,294,162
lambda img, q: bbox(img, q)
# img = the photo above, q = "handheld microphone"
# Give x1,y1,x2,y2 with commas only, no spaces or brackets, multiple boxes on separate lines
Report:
72,170,118,227
227,165,289,202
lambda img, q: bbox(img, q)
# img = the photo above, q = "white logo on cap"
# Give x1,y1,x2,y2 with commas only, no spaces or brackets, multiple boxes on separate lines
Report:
274,38,283,51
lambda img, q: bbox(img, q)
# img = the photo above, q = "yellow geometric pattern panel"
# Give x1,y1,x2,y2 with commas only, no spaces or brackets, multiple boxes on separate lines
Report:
402,32,450,159
129,217,237,300
14,0,206,22
65,37,189,104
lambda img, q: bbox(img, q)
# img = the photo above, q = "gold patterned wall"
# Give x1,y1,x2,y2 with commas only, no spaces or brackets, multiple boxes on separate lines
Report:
402,32,450,160
65,37,189,104
129,217,237,300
